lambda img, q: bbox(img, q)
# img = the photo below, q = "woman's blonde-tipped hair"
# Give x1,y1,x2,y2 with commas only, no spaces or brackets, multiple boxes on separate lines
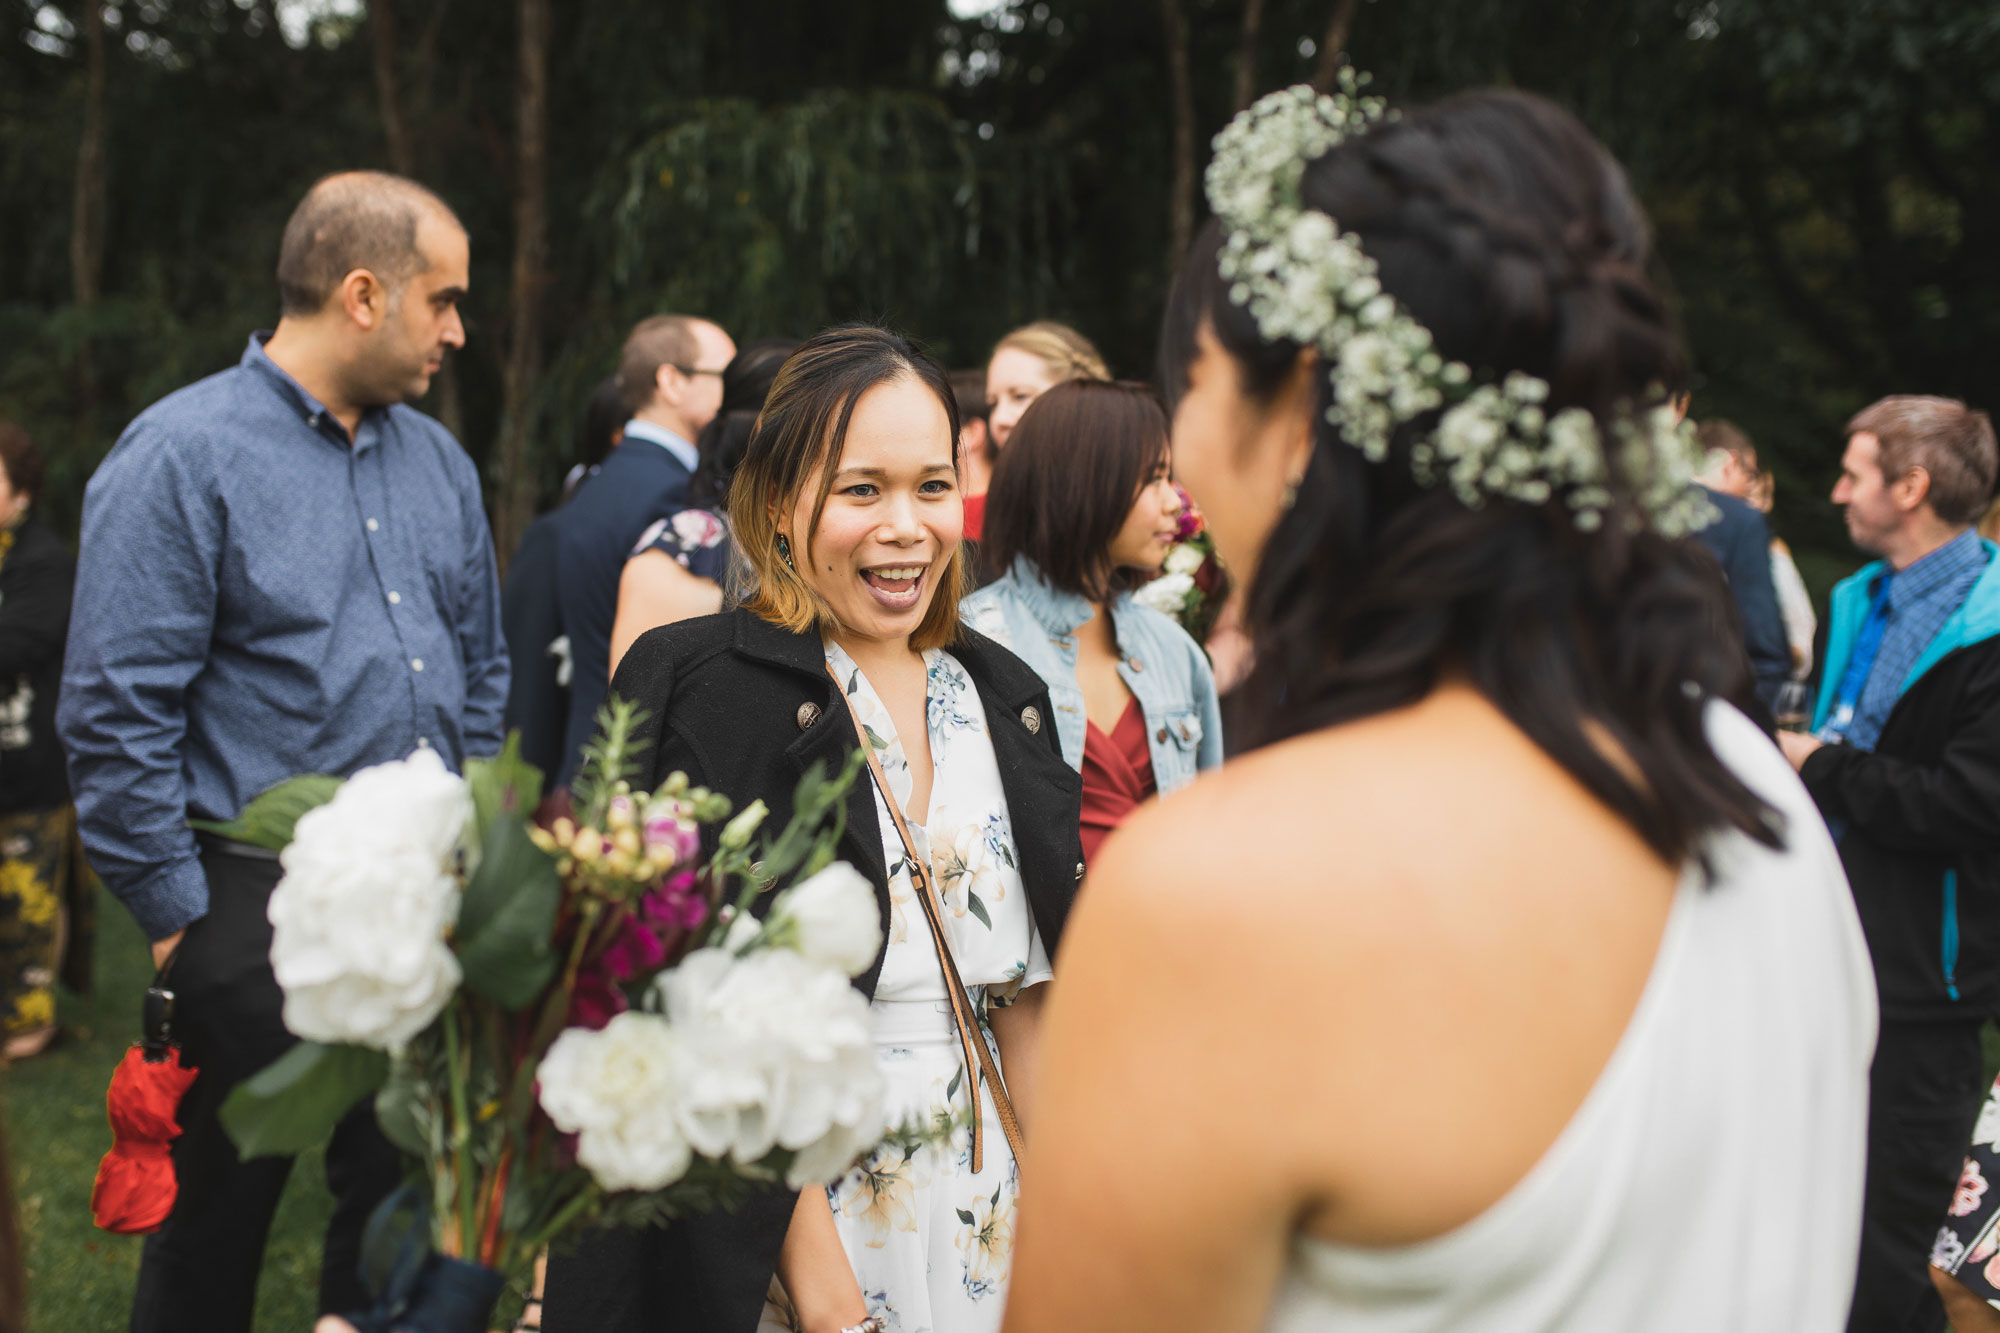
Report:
730,324,969,652
992,320,1111,385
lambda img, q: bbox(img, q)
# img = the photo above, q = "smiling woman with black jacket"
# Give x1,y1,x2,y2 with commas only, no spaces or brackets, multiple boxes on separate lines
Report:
541,326,1082,1333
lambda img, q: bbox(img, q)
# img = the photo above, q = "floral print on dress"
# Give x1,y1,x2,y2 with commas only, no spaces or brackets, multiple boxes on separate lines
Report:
1928,1071,2000,1313
761,640,1051,1333
630,505,733,583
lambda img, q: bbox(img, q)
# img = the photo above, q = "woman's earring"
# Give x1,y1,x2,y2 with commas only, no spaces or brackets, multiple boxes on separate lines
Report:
776,532,796,572
1280,469,1305,511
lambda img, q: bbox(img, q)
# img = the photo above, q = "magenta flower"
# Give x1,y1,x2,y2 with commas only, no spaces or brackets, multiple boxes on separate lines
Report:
601,915,668,981
566,969,627,1030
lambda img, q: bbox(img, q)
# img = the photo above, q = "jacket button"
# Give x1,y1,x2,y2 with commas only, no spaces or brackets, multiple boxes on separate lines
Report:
1021,705,1042,735
1128,657,1145,673
797,702,822,731
1074,861,1085,882
1156,728,1169,743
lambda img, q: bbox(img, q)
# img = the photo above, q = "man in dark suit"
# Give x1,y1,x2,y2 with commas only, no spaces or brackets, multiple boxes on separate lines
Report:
552,313,734,784
1692,481,1792,713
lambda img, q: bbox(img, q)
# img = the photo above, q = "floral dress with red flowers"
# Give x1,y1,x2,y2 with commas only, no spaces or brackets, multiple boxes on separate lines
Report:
1932,1072,2000,1306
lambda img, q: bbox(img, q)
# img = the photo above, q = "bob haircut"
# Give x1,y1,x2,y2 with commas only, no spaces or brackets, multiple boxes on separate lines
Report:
730,324,968,652
981,380,1171,599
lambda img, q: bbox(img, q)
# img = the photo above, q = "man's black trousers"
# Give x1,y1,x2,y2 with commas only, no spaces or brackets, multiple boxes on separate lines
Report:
1848,1017,1989,1333
129,840,403,1333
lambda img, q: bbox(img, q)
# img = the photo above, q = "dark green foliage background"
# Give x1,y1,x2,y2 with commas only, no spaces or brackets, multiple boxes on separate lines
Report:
4,0,1996,576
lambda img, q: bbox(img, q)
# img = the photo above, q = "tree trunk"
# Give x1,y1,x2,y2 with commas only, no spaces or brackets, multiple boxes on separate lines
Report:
369,0,415,175
1234,0,1266,112
368,0,466,442
1311,0,1361,92
70,0,108,420
491,0,550,570
1161,0,1196,273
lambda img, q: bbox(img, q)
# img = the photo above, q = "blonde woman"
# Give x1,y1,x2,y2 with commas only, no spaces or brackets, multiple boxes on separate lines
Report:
963,322,1109,541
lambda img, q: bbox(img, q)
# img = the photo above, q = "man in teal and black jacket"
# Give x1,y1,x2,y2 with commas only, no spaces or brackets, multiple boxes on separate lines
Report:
1779,394,2000,1332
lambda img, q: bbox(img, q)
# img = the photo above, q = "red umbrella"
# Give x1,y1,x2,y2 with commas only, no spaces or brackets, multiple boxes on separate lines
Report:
91,982,197,1235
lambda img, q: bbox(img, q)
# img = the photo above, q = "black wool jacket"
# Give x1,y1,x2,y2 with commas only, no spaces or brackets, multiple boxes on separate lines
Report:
541,607,1083,1333
1800,632,2000,1021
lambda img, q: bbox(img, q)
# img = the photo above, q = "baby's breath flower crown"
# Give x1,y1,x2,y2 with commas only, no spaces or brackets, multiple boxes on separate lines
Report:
1206,75,1713,537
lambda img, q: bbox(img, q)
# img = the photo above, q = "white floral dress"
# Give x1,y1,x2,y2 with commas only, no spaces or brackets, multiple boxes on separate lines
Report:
760,642,1052,1333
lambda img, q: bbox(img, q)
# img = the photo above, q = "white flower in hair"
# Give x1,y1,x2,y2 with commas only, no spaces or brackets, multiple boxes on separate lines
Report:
1205,73,1714,538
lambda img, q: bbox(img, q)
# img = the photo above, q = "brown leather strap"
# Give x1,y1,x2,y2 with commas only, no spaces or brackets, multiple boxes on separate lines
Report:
825,662,1026,1176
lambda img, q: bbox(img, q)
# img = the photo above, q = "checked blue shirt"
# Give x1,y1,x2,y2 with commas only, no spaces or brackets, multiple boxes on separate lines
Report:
1829,527,1992,753
57,335,510,939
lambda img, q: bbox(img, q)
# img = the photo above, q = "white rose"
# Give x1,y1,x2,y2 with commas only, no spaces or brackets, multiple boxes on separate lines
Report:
654,948,885,1186
537,1013,693,1192
1133,572,1194,617
766,862,881,977
315,747,473,865
1163,544,1205,577
267,749,471,1049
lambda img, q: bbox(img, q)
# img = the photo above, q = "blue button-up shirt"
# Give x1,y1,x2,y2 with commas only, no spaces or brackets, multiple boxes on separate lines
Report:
58,335,509,938
1842,527,1992,752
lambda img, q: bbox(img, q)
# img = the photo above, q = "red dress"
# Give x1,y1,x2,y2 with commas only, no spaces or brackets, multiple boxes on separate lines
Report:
1079,698,1157,867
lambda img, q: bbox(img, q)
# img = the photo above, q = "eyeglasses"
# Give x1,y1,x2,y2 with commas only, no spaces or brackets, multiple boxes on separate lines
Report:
671,364,727,379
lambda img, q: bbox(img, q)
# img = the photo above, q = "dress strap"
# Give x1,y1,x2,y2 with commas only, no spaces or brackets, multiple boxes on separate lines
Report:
823,661,1026,1175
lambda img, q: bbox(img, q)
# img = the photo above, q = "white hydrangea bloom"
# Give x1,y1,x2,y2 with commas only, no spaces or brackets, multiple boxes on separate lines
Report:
652,948,885,1188
765,862,882,979
267,749,469,1050
538,1013,694,1192
1133,572,1195,617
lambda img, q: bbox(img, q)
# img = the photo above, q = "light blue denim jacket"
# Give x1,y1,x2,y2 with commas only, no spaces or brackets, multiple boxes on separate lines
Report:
961,557,1224,792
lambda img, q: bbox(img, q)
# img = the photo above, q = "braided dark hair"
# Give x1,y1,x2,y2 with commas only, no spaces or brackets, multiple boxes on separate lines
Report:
1161,88,1780,865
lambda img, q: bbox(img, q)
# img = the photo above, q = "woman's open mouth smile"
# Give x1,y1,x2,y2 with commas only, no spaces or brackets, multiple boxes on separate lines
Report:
861,562,929,612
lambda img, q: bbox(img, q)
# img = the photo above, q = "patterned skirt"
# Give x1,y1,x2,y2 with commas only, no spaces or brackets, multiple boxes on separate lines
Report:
0,805,89,1040
1933,1071,2000,1304
761,996,1021,1333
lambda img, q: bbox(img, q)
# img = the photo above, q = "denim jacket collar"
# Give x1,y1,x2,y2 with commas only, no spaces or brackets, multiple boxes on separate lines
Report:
1005,555,1104,641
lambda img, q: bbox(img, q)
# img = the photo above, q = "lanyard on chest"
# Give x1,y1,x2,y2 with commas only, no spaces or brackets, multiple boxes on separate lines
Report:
823,662,1026,1175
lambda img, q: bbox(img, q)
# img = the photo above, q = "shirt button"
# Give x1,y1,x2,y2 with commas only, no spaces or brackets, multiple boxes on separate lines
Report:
1128,657,1145,673
410,658,424,672
416,736,431,748
387,591,402,605
367,518,380,532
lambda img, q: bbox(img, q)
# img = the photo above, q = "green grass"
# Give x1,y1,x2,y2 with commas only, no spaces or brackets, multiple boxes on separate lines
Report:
6,900,337,1331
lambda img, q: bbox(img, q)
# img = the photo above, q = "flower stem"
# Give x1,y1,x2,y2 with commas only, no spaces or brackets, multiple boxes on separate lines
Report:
442,1002,477,1257
518,1180,602,1258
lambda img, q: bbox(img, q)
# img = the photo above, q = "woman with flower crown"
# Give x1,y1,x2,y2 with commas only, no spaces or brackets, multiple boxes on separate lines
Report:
1001,82,1877,1331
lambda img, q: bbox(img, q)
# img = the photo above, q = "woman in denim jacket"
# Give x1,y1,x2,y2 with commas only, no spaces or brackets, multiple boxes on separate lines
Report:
962,381,1223,865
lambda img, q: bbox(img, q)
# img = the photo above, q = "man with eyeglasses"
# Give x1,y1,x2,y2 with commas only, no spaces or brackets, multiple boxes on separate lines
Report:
552,313,734,783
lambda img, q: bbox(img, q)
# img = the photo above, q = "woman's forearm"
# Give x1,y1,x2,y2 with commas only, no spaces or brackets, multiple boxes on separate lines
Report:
775,1186,867,1333
990,982,1049,1136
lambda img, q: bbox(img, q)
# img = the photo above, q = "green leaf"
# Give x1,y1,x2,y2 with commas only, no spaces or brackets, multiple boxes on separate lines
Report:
373,1070,430,1158
965,892,991,930
454,815,562,1009
189,775,342,851
220,1040,389,1159
466,732,545,843
956,1208,976,1225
